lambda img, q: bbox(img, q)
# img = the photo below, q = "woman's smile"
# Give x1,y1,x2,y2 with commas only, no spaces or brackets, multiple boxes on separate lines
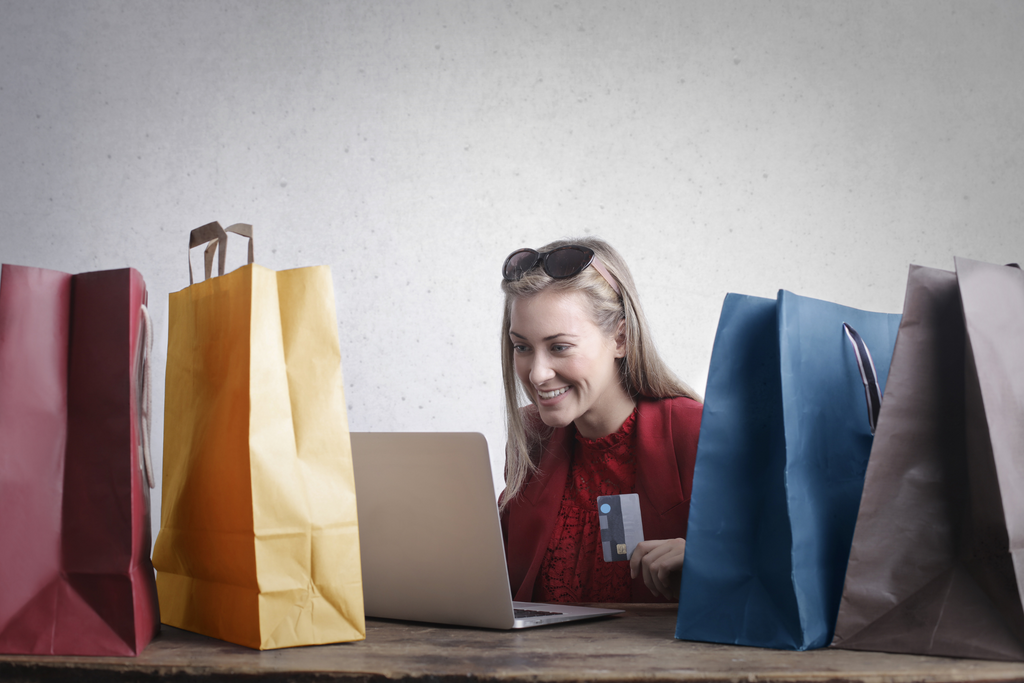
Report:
537,386,570,400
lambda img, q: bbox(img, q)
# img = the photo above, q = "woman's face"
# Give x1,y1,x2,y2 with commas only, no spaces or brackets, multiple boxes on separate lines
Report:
509,288,630,437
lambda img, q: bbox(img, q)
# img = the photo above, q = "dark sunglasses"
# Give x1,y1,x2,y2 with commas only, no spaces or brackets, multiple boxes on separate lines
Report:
501,245,621,295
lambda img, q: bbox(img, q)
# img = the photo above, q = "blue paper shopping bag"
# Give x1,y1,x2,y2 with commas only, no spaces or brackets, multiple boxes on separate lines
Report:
675,290,900,650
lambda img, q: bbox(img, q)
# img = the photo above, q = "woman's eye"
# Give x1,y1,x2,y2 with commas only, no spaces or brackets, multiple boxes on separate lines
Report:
551,344,570,352
512,344,529,354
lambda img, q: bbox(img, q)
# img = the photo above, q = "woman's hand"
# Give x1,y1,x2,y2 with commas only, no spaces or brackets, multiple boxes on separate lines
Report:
629,538,686,600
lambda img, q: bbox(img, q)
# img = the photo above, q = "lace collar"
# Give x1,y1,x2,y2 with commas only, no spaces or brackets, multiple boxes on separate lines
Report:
573,408,638,451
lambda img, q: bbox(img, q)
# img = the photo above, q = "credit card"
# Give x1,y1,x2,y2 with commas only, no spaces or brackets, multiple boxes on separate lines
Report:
597,493,644,562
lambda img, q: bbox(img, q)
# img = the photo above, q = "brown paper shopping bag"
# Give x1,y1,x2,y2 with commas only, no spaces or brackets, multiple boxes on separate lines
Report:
152,223,364,650
832,259,1024,660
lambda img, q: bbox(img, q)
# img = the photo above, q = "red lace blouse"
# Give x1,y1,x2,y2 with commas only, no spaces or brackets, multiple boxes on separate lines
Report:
536,410,638,603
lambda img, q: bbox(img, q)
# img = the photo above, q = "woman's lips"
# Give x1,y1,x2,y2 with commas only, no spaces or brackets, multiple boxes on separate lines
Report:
536,386,570,404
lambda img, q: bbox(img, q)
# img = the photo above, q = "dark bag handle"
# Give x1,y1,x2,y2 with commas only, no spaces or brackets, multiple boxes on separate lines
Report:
203,223,254,277
843,323,883,435
188,222,255,284
189,222,227,285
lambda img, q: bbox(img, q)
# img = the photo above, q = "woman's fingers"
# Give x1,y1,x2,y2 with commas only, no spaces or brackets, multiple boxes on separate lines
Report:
629,538,686,599
646,544,674,598
643,551,666,598
629,540,658,579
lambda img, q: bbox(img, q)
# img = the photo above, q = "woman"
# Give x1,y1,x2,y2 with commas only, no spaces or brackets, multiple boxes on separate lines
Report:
499,237,703,603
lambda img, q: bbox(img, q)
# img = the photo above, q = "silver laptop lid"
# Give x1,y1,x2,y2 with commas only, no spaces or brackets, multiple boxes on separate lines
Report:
351,432,517,629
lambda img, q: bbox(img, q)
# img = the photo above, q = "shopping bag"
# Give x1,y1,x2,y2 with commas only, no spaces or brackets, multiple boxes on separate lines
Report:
832,259,1024,660
152,222,365,650
675,290,900,650
0,264,159,656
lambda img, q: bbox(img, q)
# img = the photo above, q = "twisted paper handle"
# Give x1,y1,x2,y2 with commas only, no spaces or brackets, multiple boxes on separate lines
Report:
188,221,255,284
138,304,155,489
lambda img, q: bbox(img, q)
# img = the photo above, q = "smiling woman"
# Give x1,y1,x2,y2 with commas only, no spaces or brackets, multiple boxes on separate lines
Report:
498,238,703,604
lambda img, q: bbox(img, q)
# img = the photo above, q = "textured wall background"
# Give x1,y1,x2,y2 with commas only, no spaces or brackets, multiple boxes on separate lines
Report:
2,1,1023,542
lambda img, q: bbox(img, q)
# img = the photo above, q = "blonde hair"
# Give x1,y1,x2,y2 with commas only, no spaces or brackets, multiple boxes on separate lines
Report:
499,237,700,510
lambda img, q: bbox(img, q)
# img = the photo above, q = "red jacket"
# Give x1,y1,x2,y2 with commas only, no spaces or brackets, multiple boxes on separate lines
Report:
500,396,703,602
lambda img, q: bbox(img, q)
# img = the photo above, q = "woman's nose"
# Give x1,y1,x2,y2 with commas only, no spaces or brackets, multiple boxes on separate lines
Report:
529,354,555,385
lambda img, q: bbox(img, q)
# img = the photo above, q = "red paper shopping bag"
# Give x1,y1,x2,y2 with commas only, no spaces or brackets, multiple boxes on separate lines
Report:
0,264,159,656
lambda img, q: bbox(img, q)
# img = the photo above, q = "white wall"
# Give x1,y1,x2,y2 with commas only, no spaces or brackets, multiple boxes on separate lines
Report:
2,1,1023,541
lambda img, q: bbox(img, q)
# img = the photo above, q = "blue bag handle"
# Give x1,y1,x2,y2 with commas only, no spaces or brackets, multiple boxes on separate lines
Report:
842,323,882,435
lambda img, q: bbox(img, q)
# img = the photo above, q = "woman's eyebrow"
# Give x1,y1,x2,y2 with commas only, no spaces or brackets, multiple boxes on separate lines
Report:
509,330,577,341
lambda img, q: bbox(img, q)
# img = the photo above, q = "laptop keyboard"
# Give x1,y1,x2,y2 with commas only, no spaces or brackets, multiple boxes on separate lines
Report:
514,608,563,618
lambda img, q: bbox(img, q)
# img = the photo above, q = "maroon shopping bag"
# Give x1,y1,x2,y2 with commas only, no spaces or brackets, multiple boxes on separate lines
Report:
0,264,159,656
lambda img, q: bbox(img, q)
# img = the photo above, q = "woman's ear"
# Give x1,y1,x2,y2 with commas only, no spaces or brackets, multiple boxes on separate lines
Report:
614,319,627,358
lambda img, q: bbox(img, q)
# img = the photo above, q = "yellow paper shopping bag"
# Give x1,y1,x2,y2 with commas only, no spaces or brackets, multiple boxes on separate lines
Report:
153,223,364,649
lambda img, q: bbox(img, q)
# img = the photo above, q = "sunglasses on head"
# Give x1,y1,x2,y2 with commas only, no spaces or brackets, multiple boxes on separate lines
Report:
501,245,621,296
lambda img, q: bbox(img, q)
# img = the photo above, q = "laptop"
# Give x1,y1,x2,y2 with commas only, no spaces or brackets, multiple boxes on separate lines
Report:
350,432,624,629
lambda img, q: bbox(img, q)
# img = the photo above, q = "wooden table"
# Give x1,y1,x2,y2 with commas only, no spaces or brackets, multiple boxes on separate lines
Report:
2,605,1022,683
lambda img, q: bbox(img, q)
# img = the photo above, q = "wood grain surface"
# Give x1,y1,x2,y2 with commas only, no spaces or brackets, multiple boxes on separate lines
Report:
2,605,1022,682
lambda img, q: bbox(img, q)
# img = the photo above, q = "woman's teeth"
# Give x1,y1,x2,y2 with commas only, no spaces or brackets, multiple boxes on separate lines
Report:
539,387,569,399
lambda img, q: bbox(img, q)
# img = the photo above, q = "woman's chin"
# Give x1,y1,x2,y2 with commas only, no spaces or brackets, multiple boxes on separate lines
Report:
536,407,574,430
